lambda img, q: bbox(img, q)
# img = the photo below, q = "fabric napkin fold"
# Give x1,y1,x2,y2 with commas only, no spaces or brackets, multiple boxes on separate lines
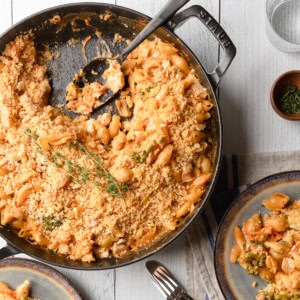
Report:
185,150,300,300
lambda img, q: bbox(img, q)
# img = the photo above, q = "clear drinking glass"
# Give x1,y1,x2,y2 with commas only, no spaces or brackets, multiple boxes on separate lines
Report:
265,0,300,52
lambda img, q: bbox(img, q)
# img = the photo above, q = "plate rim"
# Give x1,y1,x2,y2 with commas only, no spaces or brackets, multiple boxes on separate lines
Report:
214,170,300,300
0,257,83,300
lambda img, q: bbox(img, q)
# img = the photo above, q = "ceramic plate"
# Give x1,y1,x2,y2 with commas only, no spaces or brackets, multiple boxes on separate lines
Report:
214,171,300,300
0,258,82,300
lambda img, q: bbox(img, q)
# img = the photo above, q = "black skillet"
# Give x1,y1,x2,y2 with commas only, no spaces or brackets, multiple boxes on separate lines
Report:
0,3,236,270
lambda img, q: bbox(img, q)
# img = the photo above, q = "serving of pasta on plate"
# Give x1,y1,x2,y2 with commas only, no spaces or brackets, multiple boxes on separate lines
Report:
230,193,300,300
0,33,215,262
0,280,34,300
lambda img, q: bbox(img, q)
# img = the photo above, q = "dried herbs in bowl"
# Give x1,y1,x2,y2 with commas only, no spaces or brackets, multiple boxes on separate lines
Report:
270,70,300,120
278,85,300,114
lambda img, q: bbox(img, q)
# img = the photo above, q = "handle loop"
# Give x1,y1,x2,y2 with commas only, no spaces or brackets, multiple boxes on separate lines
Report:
168,5,236,87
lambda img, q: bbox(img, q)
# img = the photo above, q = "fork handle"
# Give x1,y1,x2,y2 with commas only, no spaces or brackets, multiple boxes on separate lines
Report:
173,288,194,300
122,0,190,58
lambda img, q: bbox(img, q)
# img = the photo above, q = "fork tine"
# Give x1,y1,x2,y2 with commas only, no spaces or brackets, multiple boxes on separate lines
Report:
146,261,177,299
153,269,175,297
146,260,194,300
156,267,178,290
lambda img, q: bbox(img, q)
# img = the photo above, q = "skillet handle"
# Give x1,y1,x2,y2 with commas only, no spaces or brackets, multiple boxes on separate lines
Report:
168,5,236,87
0,244,19,259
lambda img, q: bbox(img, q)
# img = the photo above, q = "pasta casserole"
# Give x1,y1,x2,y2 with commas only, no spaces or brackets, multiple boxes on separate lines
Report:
0,33,214,262
230,193,300,300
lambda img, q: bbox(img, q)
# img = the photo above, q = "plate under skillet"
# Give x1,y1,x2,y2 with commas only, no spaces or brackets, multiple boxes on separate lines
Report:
0,258,82,300
214,170,300,300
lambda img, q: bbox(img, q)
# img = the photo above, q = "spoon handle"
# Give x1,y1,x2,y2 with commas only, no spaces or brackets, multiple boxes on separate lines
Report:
122,0,190,58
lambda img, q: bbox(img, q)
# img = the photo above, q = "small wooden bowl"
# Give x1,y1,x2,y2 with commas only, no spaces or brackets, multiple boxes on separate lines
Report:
270,70,300,120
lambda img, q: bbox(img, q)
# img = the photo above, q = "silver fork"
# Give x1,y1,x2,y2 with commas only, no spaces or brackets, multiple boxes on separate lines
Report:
146,260,194,300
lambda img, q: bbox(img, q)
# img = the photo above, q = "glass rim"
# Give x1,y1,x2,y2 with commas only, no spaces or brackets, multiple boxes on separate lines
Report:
265,0,300,48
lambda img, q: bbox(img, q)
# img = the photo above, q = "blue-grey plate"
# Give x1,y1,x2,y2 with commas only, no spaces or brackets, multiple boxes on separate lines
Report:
214,171,300,300
0,258,82,300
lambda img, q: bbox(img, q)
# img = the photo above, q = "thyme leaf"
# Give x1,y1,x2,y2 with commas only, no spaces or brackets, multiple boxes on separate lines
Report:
27,131,128,198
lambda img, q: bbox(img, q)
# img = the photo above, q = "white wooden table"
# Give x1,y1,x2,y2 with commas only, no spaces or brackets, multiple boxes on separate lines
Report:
0,0,299,299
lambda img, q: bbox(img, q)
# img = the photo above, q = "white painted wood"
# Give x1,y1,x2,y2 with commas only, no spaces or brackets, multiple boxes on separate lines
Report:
0,0,222,299
174,0,220,72
2,0,300,298
11,0,300,299
12,0,116,23
115,235,187,300
220,0,300,155
0,0,12,34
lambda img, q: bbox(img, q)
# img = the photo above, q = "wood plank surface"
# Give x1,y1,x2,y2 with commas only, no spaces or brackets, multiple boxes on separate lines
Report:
4,0,300,299
12,0,116,23
220,0,300,155
0,0,12,33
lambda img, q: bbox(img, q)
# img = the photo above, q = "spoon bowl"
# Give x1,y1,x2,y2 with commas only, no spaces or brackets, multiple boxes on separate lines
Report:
72,0,190,110
82,58,111,84
76,58,118,107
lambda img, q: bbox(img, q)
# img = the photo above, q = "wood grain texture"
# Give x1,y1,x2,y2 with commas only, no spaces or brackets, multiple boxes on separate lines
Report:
0,0,12,34
219,0,300,155
1,0,300,298
12,0,116,23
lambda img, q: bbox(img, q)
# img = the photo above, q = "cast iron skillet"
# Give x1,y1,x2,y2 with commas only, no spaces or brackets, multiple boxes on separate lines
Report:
0,3,236,270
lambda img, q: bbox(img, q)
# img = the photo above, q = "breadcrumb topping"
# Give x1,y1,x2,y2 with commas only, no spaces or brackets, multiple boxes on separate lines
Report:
0,35,215,261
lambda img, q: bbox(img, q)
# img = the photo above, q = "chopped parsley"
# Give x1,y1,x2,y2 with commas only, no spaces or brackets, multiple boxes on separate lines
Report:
243,252,266,275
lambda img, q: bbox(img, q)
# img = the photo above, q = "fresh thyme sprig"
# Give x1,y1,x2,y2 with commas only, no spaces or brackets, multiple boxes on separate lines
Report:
70,140,128,197
25,129,127,198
